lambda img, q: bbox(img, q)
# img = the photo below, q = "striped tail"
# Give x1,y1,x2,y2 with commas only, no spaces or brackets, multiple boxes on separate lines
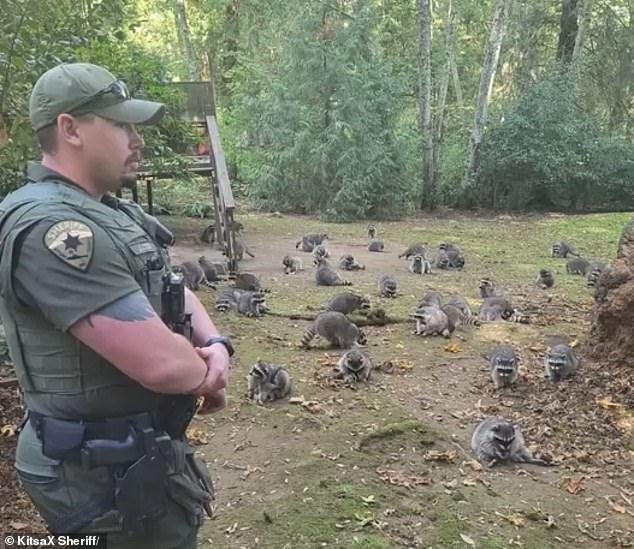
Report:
300,326,316,348
507,310,530,324
462,315,481,327
586,268,602,287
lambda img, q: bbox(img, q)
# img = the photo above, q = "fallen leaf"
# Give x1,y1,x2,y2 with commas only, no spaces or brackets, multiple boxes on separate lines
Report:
465,459,483,472
354,512,375,527
462,479,477,487
376,467,431,489
225,522,238,535
561,477,585,495
424,449,457,463
444,343,462,353
608,500,627,514
1,424,16,437
460,533,476,546
596,397,625,410
495,511,525,528
10,521,28,530
186,427,209,445
361,495,376,505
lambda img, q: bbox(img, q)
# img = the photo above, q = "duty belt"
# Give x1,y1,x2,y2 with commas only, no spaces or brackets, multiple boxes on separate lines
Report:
28,410,171,468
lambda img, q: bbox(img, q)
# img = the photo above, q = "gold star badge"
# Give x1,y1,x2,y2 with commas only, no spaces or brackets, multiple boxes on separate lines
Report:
44,220,94,271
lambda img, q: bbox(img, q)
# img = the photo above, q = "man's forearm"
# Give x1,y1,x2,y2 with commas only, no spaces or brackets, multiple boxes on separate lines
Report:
185,288,221,347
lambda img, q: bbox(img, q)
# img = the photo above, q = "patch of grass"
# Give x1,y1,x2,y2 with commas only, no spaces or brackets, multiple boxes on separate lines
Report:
350,535,393,548
357,420,438,451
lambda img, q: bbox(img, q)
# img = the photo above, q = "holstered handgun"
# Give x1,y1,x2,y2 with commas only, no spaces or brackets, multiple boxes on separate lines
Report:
160,272,198,439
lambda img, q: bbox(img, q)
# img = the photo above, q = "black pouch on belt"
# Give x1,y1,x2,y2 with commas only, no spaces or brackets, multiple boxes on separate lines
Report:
39,417,86,460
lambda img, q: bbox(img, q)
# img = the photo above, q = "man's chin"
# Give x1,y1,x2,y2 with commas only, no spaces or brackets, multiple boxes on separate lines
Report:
120,173,138,189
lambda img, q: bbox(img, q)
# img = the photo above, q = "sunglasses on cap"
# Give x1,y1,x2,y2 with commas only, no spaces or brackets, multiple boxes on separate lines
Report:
67,79,131,114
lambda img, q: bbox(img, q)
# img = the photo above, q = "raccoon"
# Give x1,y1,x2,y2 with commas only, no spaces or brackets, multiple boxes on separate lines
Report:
418,291,443,309
586,261,607,288
312,244,329,260
446,295,472,318
339,254,366,271
324,292,371,315
215,288,242,312
200,224,216,245
296,237,315,253
446,249,465,269
198,256,227,283
398,243,427,259
368,240,385,252
478,297,515,322
479,278,503,298
230,220,244,233
409,254,433,275
552,240,579,258
442,304,480,330
282,255,304,274
300,311,367,349
367,225,378,239
438,243,465,268
296,232,328,250
233,272,265,292
471,416,550,467
566,257,591,275
438,242,462,254
247,361,292,404
337,348,372,383
544,344,578,383
489,345,519,389
414,305,452,337
315,257,352,286
234,239,255,260
537,269,555,289
435,249,450,269
236,290,267,317
175,261,214,291
378,274,397,298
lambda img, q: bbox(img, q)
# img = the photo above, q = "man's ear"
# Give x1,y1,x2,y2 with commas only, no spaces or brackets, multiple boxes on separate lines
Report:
57,113,84,148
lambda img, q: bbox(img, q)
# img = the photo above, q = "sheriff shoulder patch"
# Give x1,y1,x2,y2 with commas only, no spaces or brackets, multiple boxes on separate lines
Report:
44,220,94,272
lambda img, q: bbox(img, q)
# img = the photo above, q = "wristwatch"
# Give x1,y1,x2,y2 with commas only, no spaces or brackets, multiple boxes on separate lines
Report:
204,335,235,357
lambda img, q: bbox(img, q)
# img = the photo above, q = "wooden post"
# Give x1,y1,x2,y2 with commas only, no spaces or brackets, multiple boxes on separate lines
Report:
206,114,237,275
147,178,154,215
131,180,139,204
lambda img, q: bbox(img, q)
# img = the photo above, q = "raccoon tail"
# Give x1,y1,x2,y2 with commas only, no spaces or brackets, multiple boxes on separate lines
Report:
300,327,316,348
508,310,530,324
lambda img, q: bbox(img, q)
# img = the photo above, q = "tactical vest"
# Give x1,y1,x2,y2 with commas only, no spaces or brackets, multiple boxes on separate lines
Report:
0,173,173,420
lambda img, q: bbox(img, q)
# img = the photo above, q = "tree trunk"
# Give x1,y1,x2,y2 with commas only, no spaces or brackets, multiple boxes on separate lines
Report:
586,215,634,367
572,0,594,63
463,0,511,192
557,0,579,65
432,0,456,190
451,56,463,108
418,0,434,209
173,0,199,80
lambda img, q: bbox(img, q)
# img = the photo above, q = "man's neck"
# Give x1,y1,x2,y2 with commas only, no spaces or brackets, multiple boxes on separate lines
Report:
41,154,103,198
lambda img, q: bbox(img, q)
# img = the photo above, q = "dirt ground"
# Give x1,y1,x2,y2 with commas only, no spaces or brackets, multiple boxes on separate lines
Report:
1,210,633,548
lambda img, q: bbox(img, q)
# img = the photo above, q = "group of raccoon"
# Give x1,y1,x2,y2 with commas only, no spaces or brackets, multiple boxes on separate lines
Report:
194,224,590,468
247,348,372,404
550,239,609,289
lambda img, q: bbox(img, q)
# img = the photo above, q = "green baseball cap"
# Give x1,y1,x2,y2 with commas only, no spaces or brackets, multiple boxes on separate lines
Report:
29,63,165,131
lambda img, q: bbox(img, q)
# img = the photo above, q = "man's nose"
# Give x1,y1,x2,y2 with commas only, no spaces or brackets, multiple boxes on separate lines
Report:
129,125,145,149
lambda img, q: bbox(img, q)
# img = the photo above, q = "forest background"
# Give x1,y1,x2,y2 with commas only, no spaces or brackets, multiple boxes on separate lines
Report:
1,0,633,221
